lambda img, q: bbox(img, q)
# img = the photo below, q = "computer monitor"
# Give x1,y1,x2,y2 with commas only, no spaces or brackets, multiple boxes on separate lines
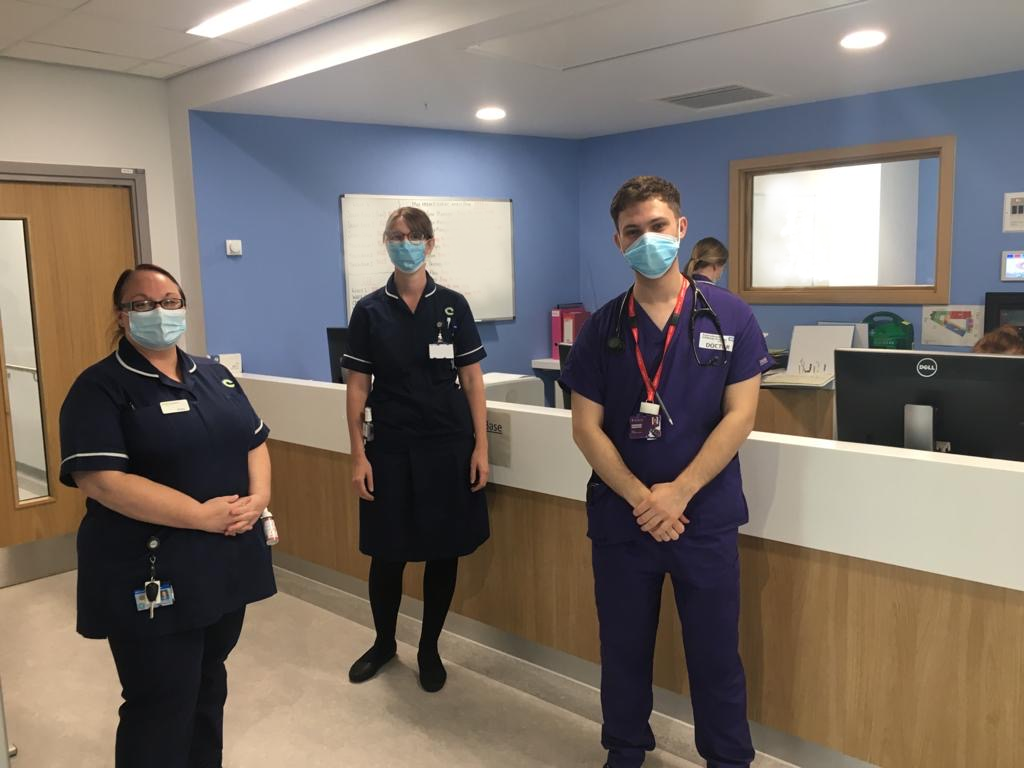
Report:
984,291,1024,334
557,342,573,409
835,349,1024,461
326,327,349,384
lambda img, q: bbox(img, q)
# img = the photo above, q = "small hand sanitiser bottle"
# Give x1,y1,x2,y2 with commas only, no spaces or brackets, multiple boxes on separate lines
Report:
363,406,374,443
260,508,279,546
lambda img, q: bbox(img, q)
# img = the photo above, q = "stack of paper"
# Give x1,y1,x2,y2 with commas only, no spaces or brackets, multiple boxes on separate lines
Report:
762,325,856,387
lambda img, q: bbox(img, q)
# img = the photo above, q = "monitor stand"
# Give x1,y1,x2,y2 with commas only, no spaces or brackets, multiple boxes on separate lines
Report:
904,404,935,451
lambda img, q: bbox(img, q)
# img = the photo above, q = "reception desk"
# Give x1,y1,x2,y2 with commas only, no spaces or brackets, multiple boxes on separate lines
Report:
240,373,1023,768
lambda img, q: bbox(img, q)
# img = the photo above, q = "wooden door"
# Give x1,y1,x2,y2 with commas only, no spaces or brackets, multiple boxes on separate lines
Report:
0,182,136,549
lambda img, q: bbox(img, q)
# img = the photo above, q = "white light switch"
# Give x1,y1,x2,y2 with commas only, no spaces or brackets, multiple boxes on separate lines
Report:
1004,192,1024,233
226,239,243,256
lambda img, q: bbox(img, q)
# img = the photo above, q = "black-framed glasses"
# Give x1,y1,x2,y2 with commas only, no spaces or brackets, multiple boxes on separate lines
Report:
690,285,728,367
119,297,186,312
384,232,429,244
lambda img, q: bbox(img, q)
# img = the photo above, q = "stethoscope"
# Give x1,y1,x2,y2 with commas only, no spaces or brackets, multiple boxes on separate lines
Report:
607,279,729,367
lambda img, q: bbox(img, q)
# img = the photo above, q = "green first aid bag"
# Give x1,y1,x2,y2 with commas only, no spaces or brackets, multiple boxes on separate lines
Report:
863,311,915,349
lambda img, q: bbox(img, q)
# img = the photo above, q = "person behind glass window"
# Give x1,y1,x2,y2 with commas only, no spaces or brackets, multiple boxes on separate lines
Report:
685,236,728,285
973,324,1024,354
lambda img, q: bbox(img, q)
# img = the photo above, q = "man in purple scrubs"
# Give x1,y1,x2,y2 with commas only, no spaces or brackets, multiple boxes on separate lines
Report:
560,176,773,768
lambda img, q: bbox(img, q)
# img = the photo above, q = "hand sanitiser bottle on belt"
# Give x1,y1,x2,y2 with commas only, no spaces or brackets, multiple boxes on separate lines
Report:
260,508,279,546
363,406,374,443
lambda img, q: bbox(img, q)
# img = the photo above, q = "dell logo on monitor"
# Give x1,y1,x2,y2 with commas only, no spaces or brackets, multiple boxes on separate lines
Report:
916,358,938,377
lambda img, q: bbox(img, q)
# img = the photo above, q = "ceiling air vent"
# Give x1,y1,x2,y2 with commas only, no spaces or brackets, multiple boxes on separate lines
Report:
659,85,772,110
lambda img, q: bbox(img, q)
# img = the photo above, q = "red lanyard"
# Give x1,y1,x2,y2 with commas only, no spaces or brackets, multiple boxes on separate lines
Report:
628,277,689,403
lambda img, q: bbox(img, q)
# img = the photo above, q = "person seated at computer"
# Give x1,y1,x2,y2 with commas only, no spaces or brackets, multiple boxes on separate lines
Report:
685,236,728,285
972,324,1024,355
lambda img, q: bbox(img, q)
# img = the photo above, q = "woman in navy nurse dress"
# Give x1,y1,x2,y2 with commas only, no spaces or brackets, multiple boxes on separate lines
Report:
342,206,490,693
58,264,276,768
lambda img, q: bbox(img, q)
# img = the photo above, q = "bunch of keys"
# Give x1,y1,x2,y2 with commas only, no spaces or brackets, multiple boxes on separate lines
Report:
144,577,161,619
134,536,175,618
144,536,160,619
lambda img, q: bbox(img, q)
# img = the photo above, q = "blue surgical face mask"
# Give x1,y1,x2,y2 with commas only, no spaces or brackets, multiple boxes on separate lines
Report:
128,308,187,350
622,232,680,279
386,240,427,274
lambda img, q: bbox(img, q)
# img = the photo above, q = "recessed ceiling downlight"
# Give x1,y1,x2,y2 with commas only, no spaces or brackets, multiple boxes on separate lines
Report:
840,29,887,50
475,106,507,121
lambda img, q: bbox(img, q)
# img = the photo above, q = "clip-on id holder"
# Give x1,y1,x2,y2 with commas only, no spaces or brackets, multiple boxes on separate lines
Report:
629,401,662,441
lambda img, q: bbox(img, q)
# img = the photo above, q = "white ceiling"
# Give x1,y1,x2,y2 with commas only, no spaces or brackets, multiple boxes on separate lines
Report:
0,0,384,78
2,0,1023,138
201,0,1024,138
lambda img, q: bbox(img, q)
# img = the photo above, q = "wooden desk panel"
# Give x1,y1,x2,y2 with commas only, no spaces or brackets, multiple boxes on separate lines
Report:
755,388,835,439
268,440,1023,768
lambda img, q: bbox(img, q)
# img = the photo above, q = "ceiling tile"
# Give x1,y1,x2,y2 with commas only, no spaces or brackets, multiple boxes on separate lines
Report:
30,11,199,59
2,40,141,71
17,0,88,8
76,0,240,33
0,0,66,49
126,59,186,78
468,0,860,71
220,0,384,46
159,37,249,68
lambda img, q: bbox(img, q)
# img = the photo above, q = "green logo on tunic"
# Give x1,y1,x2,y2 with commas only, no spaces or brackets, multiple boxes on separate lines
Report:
444,306,455,317
222,379,236,388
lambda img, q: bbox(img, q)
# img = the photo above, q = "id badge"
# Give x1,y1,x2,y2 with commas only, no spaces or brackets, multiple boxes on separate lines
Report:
629,412,662,441
429,343,455,360
133,583,176,611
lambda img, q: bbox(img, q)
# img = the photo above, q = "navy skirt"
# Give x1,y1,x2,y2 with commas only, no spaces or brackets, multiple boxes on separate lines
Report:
359,435,489,561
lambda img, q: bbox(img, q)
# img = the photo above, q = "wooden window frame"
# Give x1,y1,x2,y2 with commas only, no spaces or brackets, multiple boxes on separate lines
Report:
727,135,955,305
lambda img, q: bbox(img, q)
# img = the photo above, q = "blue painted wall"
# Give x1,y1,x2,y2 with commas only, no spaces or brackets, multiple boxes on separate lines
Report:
577,69,1024,349
190,111,581,379
190,69,1024,378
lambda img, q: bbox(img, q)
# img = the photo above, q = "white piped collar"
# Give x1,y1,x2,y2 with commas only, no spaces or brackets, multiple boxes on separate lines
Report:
385,271,437,301
116,339,195,379
115,349,158,378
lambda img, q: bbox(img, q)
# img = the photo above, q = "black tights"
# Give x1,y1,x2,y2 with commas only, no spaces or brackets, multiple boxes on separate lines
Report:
368,557,458,654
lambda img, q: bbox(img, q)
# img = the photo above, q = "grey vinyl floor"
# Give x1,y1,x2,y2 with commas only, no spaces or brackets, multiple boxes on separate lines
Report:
0,571,701,768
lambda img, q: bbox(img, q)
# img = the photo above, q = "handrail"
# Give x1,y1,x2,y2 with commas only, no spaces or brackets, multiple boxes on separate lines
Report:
4,363,36,374
4,363,38,382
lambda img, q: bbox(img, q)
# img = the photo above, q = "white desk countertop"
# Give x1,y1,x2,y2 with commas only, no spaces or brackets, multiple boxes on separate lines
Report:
240,373,1024,593
530,357,560,371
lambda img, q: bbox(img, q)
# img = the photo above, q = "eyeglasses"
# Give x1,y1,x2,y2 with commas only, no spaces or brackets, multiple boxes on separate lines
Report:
119,297,186,312
385,232,429,244
689,285,728,367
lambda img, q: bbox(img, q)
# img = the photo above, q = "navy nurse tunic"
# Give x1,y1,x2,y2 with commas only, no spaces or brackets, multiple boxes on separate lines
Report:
59,338,277,640
342,272,490,562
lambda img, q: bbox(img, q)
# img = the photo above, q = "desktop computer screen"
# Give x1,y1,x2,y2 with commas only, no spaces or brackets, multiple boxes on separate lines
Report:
326,327,349,384
835,349,1024,461
984,291,1024,333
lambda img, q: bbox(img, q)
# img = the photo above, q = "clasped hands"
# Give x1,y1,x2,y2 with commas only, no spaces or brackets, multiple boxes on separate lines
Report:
632,481,694,543
198,494,265,536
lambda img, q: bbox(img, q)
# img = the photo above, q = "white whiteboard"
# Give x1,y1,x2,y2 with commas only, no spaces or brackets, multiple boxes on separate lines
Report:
340,194,515,321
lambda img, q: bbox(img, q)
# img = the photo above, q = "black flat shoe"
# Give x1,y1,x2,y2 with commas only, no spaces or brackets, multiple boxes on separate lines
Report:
417,649,447,693
348,643,396,683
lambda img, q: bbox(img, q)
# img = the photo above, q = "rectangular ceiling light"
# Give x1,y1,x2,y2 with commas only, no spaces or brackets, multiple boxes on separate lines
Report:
188,0,314,38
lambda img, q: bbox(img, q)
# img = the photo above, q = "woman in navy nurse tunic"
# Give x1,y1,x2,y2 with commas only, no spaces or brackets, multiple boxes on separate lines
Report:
58,264,276,768
343,206,490,693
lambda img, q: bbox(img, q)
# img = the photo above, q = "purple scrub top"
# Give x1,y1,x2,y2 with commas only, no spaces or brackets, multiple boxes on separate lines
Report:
560,277,773,544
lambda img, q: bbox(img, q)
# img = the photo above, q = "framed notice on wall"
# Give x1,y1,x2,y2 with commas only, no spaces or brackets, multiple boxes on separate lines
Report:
340,194,515,321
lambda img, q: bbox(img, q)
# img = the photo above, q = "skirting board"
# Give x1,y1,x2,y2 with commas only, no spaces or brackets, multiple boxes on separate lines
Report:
0,533,76,589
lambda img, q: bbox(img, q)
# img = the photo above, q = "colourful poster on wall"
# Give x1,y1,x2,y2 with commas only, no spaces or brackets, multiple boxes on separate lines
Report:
921,305,984,346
